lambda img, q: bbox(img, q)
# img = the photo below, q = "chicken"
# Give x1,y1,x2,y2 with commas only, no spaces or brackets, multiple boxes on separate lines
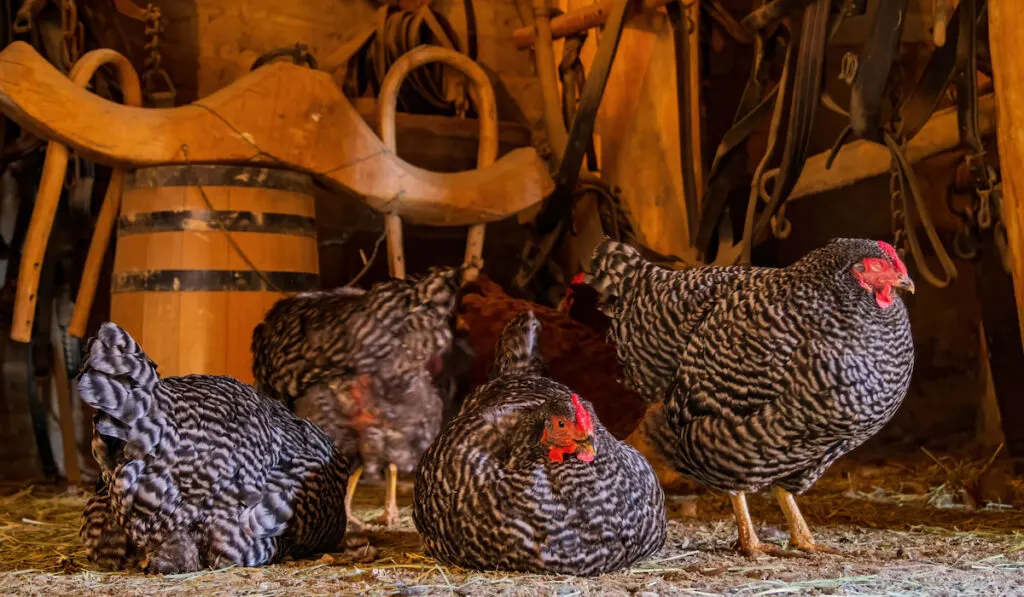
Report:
455,275,647,441
414,311,666,576
77,322,349,573
251,267,460,529
456,275,693,492
581,238,915,556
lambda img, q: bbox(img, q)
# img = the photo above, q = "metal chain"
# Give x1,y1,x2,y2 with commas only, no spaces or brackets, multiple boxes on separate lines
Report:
58,0,84,71
886,74,909,262
142,3,177,107
888,153,908,261
887,135,910,262
950,152,1000,260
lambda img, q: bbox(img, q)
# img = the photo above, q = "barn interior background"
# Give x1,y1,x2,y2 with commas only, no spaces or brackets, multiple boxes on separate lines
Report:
1,0,1023,594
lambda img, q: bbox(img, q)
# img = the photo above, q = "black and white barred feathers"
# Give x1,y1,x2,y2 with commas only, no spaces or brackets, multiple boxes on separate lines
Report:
586,238,915,494
251,267,461,478
414,311,666,576
77,323,349,573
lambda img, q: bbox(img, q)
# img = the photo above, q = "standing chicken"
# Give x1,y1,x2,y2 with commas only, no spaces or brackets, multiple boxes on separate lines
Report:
414,311,666,575
77,323,349,573
251,267,460,529
580,238,915,556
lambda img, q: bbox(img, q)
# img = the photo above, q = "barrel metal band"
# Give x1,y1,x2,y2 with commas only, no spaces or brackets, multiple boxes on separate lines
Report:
117,210,317,237
127,164,316,193
112,270,320,293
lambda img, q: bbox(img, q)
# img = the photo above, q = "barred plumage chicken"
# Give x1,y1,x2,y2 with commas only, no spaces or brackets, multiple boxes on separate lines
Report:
581,238,915,556
456,275,647,439
77,322,349,573
414,311,666,575
251,267,460,528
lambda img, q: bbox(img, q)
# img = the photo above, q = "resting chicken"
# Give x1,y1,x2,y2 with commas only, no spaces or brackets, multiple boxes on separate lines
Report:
414,311,666,575
78,323,349,572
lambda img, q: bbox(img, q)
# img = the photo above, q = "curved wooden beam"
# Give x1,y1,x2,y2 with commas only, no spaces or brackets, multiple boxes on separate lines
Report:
0,42,554,227
12,48,142,344
377,45,498,283
68,50,143,340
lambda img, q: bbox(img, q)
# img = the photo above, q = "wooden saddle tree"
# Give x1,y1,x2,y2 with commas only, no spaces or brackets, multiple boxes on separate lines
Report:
0,42,553,225
0,41,554,342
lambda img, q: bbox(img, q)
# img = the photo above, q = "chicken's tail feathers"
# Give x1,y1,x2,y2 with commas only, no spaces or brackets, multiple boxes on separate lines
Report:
489,310,545,379
76,322,163,460
413,266,462,316
588,239,645,302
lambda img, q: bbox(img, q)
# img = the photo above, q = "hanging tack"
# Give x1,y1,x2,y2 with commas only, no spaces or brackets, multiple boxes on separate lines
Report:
376,45,499,284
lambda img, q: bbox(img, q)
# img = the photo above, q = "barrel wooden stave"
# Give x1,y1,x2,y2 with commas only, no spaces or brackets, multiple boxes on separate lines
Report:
112,166,319,384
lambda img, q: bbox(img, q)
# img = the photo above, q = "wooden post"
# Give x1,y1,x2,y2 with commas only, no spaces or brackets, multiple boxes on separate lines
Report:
530,0,569,157
974,237,1024,465
989,0,1024,350
513,0,676,49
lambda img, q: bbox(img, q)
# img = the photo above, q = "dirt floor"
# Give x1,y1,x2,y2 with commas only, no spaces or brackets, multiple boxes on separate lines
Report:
2,448,1023,597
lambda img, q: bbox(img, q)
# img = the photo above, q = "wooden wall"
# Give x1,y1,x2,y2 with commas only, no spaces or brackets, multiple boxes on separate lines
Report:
84,0,378,103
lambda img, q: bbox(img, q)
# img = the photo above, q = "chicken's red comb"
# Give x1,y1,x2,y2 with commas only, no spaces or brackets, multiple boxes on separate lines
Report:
571,393,593,434
561,273,588,314
877,241,907,275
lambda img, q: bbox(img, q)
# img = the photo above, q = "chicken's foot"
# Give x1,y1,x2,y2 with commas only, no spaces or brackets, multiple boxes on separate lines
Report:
772,487,840,554
729,492,801,558
345,466,368,532
373,463,400,528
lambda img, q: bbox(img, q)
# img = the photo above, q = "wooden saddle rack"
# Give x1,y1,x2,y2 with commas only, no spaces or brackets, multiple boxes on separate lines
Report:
0,41,555,343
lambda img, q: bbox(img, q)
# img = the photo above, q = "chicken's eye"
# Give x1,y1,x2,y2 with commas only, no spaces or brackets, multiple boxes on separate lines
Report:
870,261,883,272
557,419,565,428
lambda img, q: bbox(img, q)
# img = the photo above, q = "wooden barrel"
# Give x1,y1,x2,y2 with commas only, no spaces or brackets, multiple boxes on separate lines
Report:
112,165,319,384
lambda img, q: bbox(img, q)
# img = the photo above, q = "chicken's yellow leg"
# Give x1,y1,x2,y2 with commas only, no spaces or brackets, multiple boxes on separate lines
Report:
374,463,400,528
345,466,367,531
772,487,840,554
730,492,798,558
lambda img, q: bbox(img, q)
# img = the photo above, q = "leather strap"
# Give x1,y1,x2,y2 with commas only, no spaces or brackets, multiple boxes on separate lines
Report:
898,4,964,140
751,0,831,245
888,2,987,141
463,0,478,60
955,0,983,155
515,0,631,290
558,31,598,172
740,23,796,264
951,0,996,253
848,0,910,143
535,0,631,236
695,27,783,257
667,0,703,244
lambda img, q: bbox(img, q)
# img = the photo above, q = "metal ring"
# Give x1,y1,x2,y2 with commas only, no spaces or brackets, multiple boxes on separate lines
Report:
952,229,978,260
770,213,792,239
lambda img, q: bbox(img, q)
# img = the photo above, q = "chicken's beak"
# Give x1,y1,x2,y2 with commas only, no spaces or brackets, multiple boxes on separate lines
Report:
895,274,915,295
575,436,596,463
